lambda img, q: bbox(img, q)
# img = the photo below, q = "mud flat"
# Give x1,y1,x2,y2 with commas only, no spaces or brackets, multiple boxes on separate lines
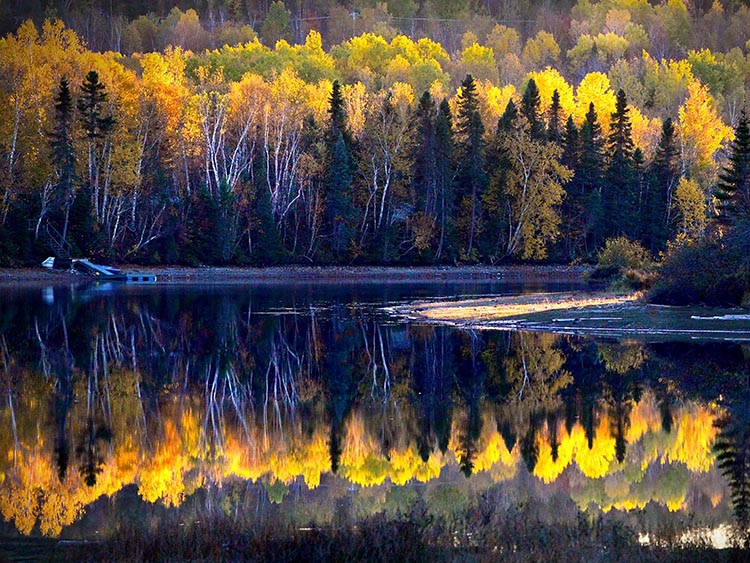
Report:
394,292,750,342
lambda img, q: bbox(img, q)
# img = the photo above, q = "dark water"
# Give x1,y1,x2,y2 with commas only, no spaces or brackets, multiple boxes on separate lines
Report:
0,281,747,546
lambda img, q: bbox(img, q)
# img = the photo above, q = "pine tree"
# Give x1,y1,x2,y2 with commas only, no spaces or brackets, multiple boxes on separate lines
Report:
559,114,585,259
716,111,750,225
579,102,606,252
604,89,637,239
324,80,355,263
454,75,487,260
520,78,544,140
546,89,562,143
646,117,681,251
434,98,455,261
77,70,115,254
412,91,440,261
48,77,78,250
482,99,518,257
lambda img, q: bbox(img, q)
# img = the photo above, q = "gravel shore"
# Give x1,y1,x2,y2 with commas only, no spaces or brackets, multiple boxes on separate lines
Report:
0,264,589,285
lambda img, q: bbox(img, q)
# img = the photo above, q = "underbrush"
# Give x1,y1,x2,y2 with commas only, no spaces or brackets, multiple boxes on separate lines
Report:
588,237,658,292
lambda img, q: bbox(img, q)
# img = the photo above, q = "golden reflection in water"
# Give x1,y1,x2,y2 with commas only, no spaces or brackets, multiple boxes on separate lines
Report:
0,378,723,536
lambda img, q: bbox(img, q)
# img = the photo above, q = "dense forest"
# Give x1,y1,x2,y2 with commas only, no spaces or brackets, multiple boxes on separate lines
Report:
1,0,750,266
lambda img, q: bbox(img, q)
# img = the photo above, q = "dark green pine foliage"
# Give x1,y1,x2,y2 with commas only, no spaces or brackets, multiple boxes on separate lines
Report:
604,89,637,240
546,89,563,143
646,117,681,251
412,91,442,262
48,77,78,252
325,80,356,263
413,91,437,218
434,98,455,262
520,78,544,140
76,70,115,255
77,70,115,144
454,75,487,261
714,405,750,544
482,99,518,257
716,111,750,226
578,102,606,253
558,114,586,259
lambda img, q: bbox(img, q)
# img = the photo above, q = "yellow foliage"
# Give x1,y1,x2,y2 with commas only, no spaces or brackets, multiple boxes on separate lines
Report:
575,72,617,131
678,79,732,179
526,67,575,119
571,418,616,479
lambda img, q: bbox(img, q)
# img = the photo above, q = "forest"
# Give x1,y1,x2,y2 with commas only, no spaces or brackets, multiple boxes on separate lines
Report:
1,0,749,266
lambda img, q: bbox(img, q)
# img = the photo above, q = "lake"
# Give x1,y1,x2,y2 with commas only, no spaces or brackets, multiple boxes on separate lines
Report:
0,279,747,557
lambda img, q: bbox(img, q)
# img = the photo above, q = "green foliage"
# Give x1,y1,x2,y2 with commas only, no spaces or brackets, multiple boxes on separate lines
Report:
590,236,655,290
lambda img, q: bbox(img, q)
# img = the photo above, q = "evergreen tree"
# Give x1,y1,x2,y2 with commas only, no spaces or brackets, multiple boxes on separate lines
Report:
497,98,518,133
546,89,562,143
716,111,750,226
327,131,354,262
412,91,439,260
520,78,544,140
48,77,78,251
324,80,355,263
604,89,637,239
482,99,518,257
77,70,115,254
578,102,606,252
454,74,487,260
434,98,455,261
646,117,681,251
559,114,585,259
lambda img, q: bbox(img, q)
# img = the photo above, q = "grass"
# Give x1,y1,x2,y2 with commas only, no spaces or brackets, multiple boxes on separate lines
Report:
396,292,750,341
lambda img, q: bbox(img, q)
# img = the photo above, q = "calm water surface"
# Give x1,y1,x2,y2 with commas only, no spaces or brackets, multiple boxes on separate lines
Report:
0,280,747,544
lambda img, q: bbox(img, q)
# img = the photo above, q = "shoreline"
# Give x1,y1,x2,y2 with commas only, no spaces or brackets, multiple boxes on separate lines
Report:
0,264,589,285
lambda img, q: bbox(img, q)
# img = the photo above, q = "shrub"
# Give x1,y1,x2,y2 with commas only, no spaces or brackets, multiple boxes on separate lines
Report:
650,236,745,306
588,237,656,290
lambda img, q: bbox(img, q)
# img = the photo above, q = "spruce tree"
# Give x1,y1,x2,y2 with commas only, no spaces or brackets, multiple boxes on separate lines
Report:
716,111,750,225
77,70,115,254
520,78,544,140
48,77,77,251
482,99,518,257
454,75,487,260
559,114,584,259
605,89,637,239
646,117,681,250
579,102,606,252
546,89,562,143
434,99,455,261
324,80,355,263
413,91,437,223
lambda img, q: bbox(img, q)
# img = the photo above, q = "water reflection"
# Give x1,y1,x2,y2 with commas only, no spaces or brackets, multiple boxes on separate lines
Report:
0,284,746,542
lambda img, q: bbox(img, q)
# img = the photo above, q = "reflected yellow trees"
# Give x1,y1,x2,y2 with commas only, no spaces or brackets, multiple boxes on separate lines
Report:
0,378,723,536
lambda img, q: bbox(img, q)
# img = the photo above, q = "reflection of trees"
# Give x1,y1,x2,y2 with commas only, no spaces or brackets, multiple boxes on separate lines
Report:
0,287,739,537
713,359,750,546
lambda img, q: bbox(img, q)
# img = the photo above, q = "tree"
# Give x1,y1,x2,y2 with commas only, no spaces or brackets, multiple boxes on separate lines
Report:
454,75,487,261
604,89,637,240
645,117,681,251
520,78,544,141
261,1,291,46
547,89,562,143
48,77,78,254
716,111,750,226
496,121,571,259
77,70,115,251
434,99,455,261
578,102,606,252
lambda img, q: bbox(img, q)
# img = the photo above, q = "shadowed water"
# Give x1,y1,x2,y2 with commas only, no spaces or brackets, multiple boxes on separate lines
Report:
0,281,747,548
